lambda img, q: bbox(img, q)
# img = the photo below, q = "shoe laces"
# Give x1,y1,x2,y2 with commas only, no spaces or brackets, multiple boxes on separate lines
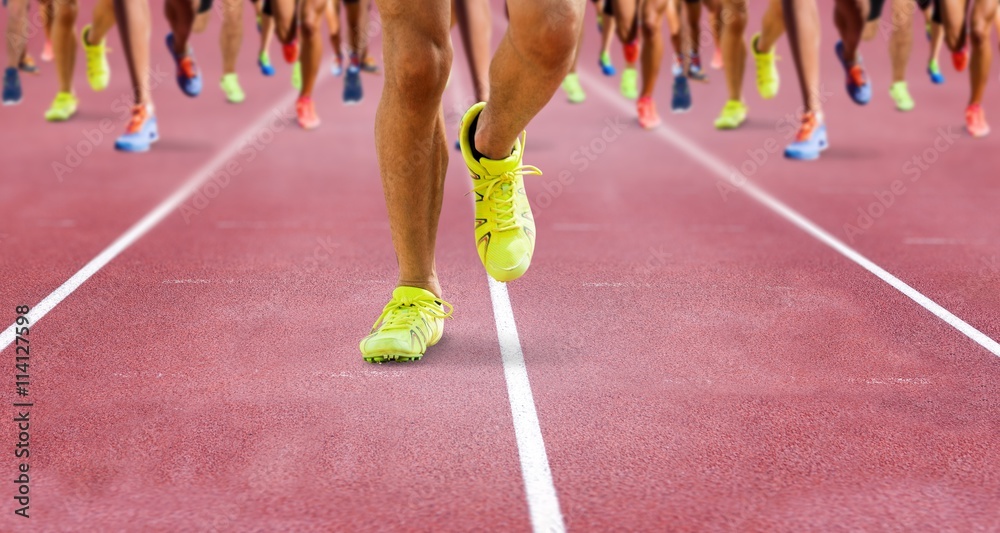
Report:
125,105,149,134
179,56,197,79
371,295,453,333
470,132,541,232
795,112,820,142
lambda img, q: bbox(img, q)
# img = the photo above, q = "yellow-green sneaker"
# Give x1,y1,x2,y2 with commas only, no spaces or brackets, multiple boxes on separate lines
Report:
359,286,453,363
81,24,110,92
561,72,586,103
713,100,748,130
44,92,78,121
459,102,541,282
620,67,639,100
752,33,779,100
220,72,245,103
291,61,302,91
889,81,914,112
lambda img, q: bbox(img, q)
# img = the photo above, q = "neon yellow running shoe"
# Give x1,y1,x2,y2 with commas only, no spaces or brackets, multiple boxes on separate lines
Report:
713,100,748,130
459,102,541,282
620,67,638,100
889,81,914,112
82,24,110,92
44,92,78,122
752,33,779,100
220,73,245,103
561,72,586,103
291,61,302,91
359,286,453,363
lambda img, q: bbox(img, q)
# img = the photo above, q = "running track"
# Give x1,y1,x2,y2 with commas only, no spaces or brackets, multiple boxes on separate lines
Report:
1,2,999,531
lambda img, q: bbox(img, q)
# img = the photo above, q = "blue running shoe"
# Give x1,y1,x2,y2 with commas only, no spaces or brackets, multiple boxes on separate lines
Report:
343,60,363,104
258,52,275,76
166,33,202,97
671,73,691,113
115,105,159,153
599,51,616,76
835,40,871,105
784,112,828,161
927,59,944,84
2,67,22,105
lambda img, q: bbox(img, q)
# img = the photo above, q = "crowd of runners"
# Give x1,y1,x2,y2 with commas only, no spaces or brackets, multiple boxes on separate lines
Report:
3,0,997,362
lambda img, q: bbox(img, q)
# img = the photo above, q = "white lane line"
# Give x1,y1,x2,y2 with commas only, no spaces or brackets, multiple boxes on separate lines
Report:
580,70,1000,357
488,279,566,533
0,87,307,353
446,80,566,532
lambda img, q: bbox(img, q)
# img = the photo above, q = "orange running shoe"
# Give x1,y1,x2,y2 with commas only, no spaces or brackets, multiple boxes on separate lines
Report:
965,103,990,137
282,40,299,64
952,47,968,72
711,48,723,69
637,96,661,129
296,96,320,130
41,40,53,62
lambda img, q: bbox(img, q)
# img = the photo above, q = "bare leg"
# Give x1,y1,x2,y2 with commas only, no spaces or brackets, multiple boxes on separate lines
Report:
271,0,297,43
969,0,997,105
783,0,822,114
757,0,784,51
888,0,912,83
325,0,343,58
475,0,584,158
51,0,79,93
6,0,31,69
454,0,492,101
938,0,966,51
344,0,369,59
640,0,668,98
374,0,453,295
165,0,197,56
87,0,117,43
113,0,153,106
927,9,944,64
221,0,243,74
299,0,326,96
834,0,868,64
720,0,747,101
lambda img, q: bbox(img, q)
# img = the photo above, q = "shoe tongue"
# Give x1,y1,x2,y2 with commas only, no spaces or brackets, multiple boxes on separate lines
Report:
477,139,521,177
392,286,436,303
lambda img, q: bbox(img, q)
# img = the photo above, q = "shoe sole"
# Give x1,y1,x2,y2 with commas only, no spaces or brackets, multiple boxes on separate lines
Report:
364,353,423,364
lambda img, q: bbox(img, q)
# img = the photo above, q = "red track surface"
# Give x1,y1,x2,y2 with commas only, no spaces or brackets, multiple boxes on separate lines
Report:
1,2,998,531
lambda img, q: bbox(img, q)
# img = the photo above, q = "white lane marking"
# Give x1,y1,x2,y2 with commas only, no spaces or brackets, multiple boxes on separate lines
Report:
579,70,1000,358
488,279,566,533
0,87,308,353
447,80,566,533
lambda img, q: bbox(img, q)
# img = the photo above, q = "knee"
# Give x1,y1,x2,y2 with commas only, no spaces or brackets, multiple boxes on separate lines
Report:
720,1,748,32
970,19,991,47
387,39,452,107
514,2,584,71
54,0,79,25
641,11,661,35
299,0,324,37
300,13,321,38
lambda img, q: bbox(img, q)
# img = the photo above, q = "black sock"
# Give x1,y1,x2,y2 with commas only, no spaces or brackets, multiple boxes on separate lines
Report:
467,112,488,161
